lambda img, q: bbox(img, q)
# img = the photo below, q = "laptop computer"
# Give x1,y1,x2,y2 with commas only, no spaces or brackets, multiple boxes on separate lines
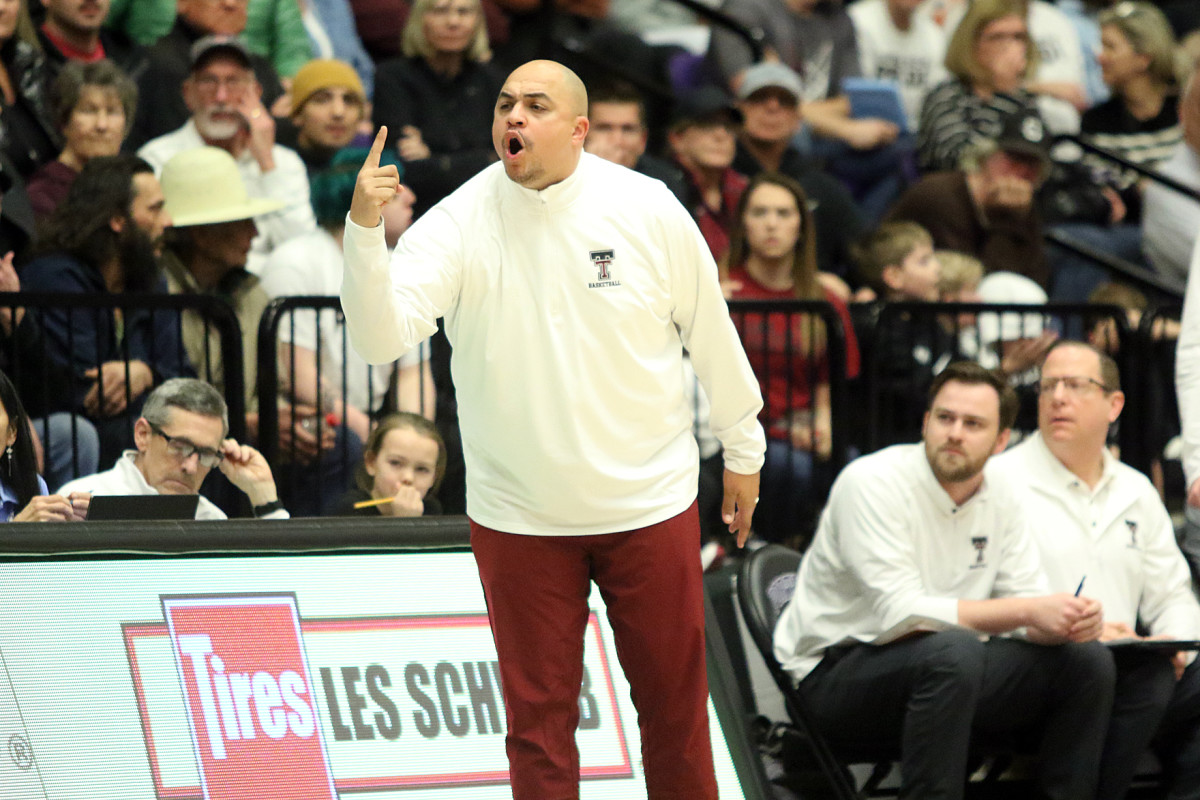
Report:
85,494,200,521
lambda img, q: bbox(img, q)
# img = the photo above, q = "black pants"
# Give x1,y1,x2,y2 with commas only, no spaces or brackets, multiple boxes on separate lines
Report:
1109,651,1200,800
798,631,1114,800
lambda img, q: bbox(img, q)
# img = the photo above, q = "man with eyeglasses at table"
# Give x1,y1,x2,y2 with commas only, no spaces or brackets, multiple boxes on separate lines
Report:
990,339,1200,800
59,377,289,520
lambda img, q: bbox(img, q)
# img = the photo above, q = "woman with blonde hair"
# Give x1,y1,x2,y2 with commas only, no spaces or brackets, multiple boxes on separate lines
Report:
917,0,1045,172
1082,1,1182,216
723,172,860,544
372,0,501,219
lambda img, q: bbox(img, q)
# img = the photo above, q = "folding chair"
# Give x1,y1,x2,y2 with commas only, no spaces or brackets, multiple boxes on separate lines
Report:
736,543,895,799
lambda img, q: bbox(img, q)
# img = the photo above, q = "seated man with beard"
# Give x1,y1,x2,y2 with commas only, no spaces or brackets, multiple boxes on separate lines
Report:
20,154,194,466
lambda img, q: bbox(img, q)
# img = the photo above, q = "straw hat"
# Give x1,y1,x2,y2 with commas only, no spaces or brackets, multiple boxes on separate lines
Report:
160,147,285,227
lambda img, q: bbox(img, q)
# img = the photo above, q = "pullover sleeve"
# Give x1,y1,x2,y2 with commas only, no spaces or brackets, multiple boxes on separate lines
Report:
341,204,463,365
662,197,765,474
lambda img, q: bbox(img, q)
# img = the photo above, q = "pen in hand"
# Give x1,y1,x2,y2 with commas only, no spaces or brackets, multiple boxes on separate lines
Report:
1074,576,1086,597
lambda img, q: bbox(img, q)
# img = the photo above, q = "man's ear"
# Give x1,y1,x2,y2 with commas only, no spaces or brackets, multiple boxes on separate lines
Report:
182,76,199,114
572,115,589,147
133,417,151,452
992,427,1012,455
109,214,125,236
1108,390,1125,425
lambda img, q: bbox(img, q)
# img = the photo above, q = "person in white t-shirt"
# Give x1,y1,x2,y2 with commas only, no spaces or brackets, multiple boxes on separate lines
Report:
342,59,766,800
774,360,1113,798
849,0,948,130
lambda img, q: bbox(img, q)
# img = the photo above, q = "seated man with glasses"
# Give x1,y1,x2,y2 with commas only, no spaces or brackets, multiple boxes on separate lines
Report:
58,377,288,520
990,339,1200,799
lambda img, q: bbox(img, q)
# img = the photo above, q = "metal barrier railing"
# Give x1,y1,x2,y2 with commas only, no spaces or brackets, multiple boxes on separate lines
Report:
1046,133,1196,301
256,297,434,515
0,291,244,486
863,301,1135,457
725,298,852,545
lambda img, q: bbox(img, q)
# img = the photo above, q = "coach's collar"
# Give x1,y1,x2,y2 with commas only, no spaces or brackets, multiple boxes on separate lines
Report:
504,152,590,211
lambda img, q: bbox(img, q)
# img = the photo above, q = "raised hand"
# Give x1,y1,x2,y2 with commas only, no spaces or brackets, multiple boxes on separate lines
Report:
350,127,401,229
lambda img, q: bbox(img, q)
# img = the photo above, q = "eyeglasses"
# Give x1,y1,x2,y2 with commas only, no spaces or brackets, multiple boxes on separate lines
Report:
149,422,225,468
192,74,253,94
1036,375,1110,396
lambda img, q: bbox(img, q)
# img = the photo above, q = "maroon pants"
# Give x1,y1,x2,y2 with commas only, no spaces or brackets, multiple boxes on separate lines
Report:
470,502,717,800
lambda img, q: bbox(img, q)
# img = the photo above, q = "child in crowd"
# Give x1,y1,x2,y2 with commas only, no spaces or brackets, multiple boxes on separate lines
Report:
935,249,985,352
854,221,942,302
339,413,445,517
852,222,957,447
936,250,984,304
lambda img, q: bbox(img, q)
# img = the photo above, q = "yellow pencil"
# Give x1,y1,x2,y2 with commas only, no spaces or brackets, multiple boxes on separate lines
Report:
352,496,395,509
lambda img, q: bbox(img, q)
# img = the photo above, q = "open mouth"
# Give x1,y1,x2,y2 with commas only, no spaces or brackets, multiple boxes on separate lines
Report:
505,131,524,157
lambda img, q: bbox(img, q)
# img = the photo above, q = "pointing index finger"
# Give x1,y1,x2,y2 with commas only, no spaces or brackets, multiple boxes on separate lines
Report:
366,126,388,169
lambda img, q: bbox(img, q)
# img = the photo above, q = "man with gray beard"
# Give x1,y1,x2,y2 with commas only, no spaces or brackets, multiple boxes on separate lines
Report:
138,36,314,275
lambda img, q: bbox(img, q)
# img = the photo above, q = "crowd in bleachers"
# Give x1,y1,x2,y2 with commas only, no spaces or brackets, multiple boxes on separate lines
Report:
0,0,1196,530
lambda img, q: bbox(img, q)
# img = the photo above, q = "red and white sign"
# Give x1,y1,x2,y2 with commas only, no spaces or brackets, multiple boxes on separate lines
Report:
129,603,631,797
161,595,336,800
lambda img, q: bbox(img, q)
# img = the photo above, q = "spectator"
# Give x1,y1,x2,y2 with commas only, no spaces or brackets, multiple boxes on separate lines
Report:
667,86,745,262
975,270,1057,378
851,222,957,448
1055,0,1109,108
372,0,503,220
773,360,1114,799
158,145,357,516
27,59,136,220
58,377,289,519
1140,38,1199,289
36,0,145,86
992,340,1200,800
0,367,88,521
855,220,941,302
20,154,191,467
583,78,686,202
705,0,902,174
0,0,60,179
103,0,174,47
128,0,284,150
849,0,948,131
1027,0,1089,133
296,0,376,98
1086,0,1185,181
936,248,984,303
242,0,313,78
0,241,100,490
1044,0,1182,302
887,106,1052,289
917,0,1043,173
281,56,369,174
731,62,868,281
139,36,316,274
260,147,428,448
722,172,859,544
337,411,444,516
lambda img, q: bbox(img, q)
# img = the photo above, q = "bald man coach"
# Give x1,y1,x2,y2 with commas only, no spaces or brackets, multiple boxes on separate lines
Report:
341,60,766,799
